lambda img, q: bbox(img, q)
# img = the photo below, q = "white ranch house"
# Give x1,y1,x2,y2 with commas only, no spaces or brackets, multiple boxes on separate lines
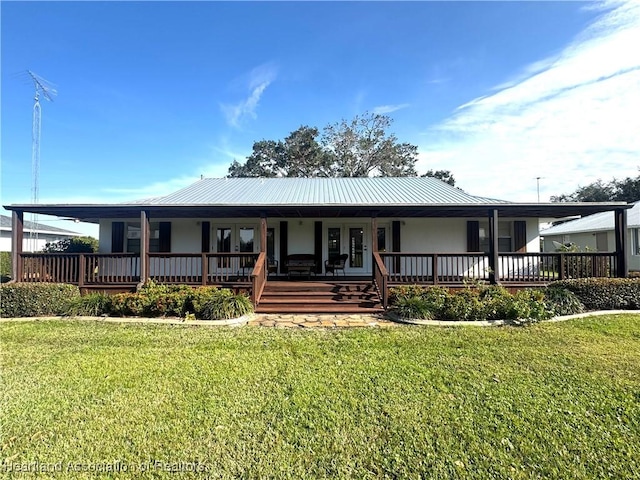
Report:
5,177,632,312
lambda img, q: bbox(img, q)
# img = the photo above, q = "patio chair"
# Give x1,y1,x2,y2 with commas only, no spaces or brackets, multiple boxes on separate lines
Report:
267,256,278,277
325,254,348,276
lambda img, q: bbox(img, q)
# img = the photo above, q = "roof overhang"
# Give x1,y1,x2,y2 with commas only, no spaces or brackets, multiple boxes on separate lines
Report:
3,202,632,223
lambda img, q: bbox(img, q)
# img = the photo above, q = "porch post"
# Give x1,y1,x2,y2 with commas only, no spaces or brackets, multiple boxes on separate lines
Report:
614,208,628,278
488,209,499,284
11,210,24,281
260,216,267,253
140,210,150,284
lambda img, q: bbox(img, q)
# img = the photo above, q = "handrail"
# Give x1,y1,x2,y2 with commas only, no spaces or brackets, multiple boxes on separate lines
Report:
250,252,267,306
372,252,389,309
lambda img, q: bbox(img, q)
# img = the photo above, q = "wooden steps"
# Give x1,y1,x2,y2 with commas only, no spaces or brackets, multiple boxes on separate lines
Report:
256,281,384,314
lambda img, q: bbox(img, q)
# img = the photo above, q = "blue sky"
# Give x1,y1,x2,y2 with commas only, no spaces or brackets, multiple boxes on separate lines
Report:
2,0,639,237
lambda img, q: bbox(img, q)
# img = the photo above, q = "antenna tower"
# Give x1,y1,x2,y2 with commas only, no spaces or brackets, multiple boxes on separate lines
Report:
26,71,56,249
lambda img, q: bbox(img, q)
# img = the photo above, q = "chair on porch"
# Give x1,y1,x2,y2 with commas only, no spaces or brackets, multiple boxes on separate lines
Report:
267,256,278,277
325,254,348,276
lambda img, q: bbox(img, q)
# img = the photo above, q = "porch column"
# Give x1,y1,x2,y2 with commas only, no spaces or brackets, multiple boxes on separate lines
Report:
614,208,628,278
488,209,499,284
260,216,267,253
11,210,24,281
140,210,150,284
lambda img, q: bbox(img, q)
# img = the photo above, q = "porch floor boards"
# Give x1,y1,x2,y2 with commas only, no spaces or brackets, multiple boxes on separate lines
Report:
256,280,384,314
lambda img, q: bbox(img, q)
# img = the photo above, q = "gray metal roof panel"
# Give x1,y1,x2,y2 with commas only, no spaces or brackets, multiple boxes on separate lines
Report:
142,177,508,206
0,214,80,235
541,201,640,235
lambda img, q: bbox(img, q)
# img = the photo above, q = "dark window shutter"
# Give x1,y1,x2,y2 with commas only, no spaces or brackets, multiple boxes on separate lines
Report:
112,222,124,253
514,221,527,253
159,222,171,252
280,221,288,273
467,221,480,252
392,221,401,272
201,221,210,253
392,221,401,252
314,221,322,274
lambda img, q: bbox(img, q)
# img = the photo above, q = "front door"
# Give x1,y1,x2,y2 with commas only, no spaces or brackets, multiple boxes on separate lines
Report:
215,225,257,270
325,225,369,275
347,226,368,274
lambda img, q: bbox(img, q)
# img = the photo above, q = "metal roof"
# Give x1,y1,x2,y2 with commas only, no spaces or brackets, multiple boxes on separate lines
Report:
0,214,80,235
3,178,632,222
541,201,640,236
128,177,507,206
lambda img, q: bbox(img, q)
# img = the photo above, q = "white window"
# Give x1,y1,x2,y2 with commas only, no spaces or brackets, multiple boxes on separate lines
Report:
632,228,640,255
480,221,512,253
126,222,160,253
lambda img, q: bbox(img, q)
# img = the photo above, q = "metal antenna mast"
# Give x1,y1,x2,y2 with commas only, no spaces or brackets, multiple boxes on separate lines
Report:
26,71,56,249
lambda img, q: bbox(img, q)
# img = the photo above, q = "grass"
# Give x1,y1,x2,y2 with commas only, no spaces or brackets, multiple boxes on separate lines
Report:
1,315,639,479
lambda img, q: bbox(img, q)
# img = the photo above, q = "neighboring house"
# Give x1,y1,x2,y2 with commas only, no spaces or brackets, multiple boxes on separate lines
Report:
541,201,640,272
4,177,633,310
0,214,80,253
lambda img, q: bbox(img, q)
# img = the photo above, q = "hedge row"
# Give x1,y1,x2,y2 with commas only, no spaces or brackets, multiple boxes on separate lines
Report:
0,281,253,320
390,285,559,322
552,278,640,310
0,283,80,318
389,277,639,321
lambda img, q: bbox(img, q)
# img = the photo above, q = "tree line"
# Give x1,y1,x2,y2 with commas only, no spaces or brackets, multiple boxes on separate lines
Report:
227,112,455,185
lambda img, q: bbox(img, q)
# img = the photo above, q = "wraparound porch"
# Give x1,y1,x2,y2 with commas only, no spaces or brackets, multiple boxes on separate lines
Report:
15,250,621,309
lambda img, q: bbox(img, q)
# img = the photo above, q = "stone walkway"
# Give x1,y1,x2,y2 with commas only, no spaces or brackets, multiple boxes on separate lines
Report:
248,313,401,328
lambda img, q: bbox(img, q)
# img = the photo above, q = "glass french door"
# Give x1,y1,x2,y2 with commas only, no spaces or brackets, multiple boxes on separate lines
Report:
349,227,364,270
215,226,256,268
326,225,369,274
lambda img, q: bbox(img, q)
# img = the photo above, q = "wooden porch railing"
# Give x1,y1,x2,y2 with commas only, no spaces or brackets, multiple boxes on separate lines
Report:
148,252,260,284
380,253,490,284
379,252,618,284
17,251,619,290
498,252,616,282
17,252,261,287
372,252,389,309
251,252,267,306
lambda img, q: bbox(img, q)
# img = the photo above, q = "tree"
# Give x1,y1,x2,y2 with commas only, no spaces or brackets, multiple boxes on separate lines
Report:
421,169,456,186
42,236,98,253
551,171,640,203
228,127,330,178
321,113,417,177
227,113,418,178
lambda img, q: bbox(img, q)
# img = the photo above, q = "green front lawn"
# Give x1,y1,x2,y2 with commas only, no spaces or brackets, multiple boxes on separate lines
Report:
2,316,639,479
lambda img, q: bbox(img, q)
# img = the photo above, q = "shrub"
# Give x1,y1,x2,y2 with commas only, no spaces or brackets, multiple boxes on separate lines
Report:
511,289,552,322
65,293,112,317
543,286,585,316
104,284,252,320
477,286,511,320
392,297,433,320
0,251,11,281
553,278,640,310
442,289,486,321
0,283,80,317
388,285,429,304
421,286,450,315
41,236,98,253
108,293,145,317
198,289,253,320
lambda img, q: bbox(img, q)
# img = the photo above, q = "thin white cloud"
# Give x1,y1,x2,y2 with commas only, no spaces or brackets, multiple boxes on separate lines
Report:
373,103,410,115
418,0,640,203
221,63,277,128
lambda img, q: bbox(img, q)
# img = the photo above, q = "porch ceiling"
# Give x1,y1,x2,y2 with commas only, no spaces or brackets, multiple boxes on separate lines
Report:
3,202,632,223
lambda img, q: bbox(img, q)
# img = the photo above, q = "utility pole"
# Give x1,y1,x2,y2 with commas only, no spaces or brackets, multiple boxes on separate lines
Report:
26,71,56,250
536,176,544,203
